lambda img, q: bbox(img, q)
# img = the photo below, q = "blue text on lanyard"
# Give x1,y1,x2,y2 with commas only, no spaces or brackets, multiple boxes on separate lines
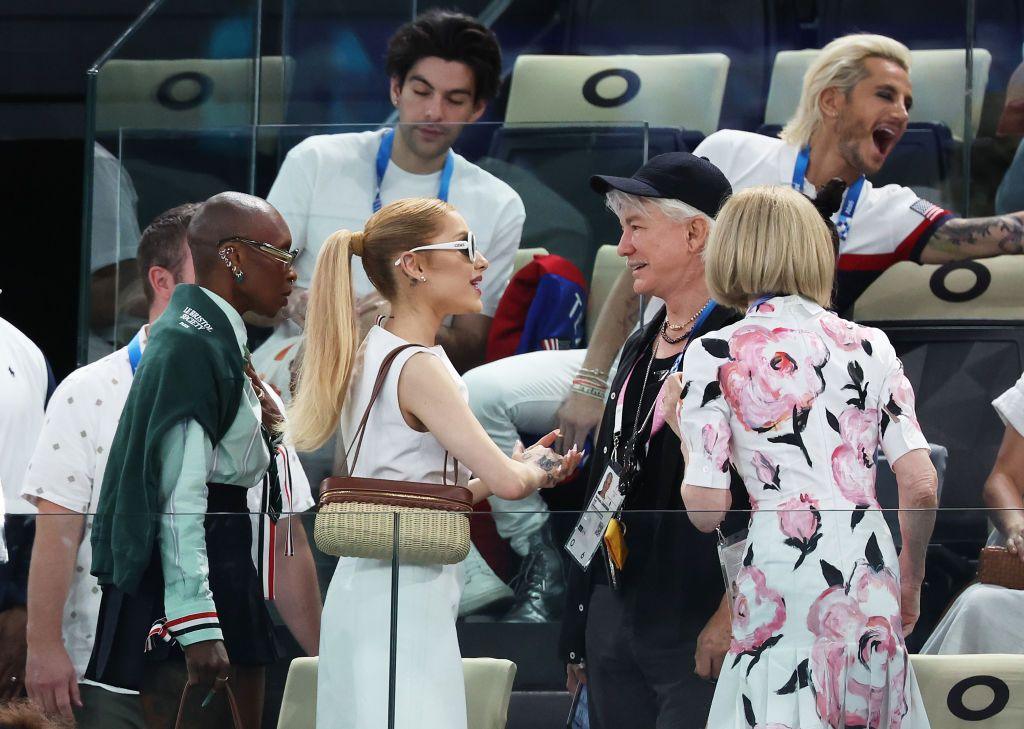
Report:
127,331,144,375
791,147,864,243
373,128,455,213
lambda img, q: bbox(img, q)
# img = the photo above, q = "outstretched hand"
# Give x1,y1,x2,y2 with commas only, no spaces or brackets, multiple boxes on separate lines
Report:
513,429,583,487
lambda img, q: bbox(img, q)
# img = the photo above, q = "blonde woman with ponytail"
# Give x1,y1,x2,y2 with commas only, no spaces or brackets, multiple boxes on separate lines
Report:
289,198,580,729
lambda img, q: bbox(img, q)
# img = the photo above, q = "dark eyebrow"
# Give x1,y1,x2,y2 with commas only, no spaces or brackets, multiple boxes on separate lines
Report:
408,73,472,98
407,74,435,91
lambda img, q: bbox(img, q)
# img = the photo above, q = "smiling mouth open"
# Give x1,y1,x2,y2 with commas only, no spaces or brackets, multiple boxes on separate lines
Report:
871,125,898,156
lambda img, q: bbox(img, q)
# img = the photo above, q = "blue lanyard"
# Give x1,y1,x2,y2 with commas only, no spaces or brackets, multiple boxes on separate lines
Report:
669,300,717,375
791,146,864,243
373,128,455,213
127,331,144,375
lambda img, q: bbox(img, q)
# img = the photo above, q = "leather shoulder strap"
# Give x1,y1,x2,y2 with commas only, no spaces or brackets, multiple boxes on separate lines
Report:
346,344,421,472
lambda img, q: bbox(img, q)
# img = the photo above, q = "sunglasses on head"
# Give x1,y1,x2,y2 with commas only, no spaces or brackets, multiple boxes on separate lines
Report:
393,231,477,267
219,236,298,267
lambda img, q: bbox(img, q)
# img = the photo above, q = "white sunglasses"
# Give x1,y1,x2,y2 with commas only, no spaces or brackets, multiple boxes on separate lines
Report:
393,231,477,266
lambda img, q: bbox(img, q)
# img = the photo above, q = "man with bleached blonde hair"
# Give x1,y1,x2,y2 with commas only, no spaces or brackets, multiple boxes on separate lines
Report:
695,32,1024,313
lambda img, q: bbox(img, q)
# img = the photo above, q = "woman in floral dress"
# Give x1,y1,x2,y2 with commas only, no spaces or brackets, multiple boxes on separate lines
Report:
670,185,938,729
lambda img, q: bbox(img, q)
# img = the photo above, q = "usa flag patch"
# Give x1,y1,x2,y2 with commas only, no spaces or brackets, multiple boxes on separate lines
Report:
910,198,943,221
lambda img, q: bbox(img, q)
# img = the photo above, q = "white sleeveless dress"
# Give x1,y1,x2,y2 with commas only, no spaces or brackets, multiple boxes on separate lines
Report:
317,326,470,729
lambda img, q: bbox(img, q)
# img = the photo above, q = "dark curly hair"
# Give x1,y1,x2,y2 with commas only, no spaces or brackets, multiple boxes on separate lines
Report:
385,9,502,103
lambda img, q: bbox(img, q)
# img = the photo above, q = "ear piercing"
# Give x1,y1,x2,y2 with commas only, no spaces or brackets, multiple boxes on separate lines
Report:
408,275,427,286
219,249,246,283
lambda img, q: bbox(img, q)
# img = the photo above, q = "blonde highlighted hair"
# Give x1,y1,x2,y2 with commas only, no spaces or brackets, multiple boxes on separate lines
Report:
286,197,455,451
781,33,910,148
704,185,835,311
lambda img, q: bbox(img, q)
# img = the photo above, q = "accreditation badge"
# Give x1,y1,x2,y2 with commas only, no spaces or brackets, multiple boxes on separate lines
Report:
565,463,625,569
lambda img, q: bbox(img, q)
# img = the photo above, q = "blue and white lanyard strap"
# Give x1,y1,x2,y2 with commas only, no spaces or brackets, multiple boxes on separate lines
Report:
791,146,864,243
373,128,455,213
127,331,144,374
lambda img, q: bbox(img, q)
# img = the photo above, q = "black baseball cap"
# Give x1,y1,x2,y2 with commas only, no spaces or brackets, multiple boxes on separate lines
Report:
590,152,732,218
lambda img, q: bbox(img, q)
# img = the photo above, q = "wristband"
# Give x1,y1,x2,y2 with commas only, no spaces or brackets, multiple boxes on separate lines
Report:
571,382,607,400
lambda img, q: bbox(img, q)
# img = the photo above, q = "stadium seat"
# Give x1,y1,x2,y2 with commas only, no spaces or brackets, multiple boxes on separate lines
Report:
851,257,1024,322
512,247,549,275
910,654,1024,729
852,257,1024,549
505,53,729,135
488,126,690,275
277,656,518,729
586,244,627,340
95,56,292,133
568,0,802,131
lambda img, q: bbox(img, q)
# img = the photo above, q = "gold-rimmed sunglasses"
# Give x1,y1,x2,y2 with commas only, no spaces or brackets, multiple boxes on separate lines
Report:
219,236,298,267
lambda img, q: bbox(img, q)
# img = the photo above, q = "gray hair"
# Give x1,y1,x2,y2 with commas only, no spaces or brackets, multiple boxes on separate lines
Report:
605,189,714,228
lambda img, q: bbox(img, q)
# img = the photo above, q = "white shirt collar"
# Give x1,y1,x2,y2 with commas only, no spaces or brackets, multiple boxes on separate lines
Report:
198,286,248,356
746,294,826,319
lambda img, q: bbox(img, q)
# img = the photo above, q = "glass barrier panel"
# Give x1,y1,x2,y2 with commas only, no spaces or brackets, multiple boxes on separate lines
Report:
83,0,264,364
5,499,1024,728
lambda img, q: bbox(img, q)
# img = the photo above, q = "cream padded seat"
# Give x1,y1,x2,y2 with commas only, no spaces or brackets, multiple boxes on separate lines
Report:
95,56,291,133
586,244,627,340
849,256,1024,322
505,54,730,136
512,247,549,276
763,48,991,140
910,654,1024,729
277,656,517,729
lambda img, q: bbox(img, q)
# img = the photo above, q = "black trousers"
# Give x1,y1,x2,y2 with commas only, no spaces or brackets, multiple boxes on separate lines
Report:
585,586,717,729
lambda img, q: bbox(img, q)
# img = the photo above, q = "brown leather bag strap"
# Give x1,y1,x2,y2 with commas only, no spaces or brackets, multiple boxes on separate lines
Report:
444,453,460,487
174,682,244,729
346,344,421,473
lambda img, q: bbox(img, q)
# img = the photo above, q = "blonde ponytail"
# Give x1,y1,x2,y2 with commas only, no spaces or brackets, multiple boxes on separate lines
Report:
286,230,359,451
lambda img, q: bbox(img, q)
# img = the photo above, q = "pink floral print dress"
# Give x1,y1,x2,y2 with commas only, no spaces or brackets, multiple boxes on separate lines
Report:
677,296,930,729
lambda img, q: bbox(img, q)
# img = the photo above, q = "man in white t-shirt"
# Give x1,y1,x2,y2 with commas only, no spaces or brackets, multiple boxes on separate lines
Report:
255,9,527,617
21,205,321,726
0,314,49,702
257,8,524,380
466,32,1024,628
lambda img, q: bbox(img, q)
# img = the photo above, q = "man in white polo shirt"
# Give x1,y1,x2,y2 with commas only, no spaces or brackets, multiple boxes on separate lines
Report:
0,313,49,701
21,205,321,726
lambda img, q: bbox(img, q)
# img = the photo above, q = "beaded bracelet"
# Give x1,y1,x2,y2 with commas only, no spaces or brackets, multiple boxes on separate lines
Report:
571,382,608,400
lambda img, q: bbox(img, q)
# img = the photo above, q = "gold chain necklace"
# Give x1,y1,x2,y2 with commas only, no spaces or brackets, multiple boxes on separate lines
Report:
661,302,709,344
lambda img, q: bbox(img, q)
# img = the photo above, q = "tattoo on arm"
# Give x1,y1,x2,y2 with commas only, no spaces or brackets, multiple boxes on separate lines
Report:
929,214,1024,261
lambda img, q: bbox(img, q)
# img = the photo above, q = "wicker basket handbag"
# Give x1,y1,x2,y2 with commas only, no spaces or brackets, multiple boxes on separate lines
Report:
313,344,473,565
978,545,1024,590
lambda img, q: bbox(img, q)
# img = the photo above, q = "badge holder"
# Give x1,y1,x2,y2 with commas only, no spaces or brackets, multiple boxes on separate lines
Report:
565,464,625,571
716,527,747,617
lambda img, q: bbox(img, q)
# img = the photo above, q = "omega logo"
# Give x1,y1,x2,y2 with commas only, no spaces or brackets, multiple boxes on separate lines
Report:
929,260,991,303
156,71,214,111
945,675,1009,721
582,69,642,108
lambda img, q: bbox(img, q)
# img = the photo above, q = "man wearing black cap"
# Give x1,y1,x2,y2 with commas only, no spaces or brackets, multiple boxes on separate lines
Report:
558,153,750,728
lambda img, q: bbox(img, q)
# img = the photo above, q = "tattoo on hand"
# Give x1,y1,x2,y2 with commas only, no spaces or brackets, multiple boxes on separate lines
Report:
933,215,1024,256
537,454,559,472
